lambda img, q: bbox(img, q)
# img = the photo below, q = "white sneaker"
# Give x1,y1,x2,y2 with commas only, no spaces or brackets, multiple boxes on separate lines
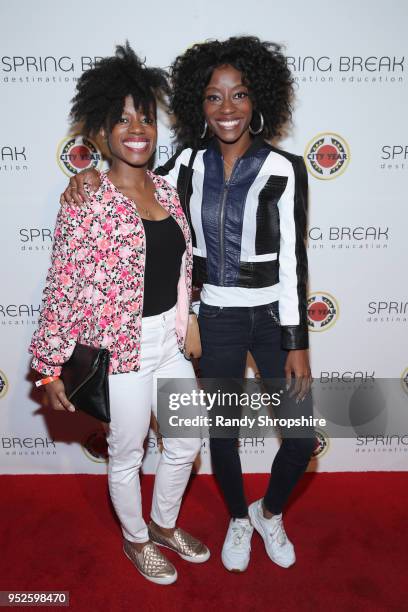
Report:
248,499,295,568
221,518,254,572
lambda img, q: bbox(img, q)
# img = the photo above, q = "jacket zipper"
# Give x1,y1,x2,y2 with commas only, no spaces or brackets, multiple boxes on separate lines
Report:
219,159,240,284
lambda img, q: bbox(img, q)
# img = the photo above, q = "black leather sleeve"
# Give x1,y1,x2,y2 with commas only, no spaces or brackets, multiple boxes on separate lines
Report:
281,155,309,351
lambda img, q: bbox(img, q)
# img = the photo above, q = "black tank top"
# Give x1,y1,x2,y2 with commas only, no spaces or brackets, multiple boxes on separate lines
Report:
141,215,186,317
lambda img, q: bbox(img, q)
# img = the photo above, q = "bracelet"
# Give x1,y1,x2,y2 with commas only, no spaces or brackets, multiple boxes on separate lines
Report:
189,301,200,315
35,376,59,388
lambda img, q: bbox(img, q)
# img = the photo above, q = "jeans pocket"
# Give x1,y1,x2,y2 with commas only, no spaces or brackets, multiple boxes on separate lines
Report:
198,303,223,319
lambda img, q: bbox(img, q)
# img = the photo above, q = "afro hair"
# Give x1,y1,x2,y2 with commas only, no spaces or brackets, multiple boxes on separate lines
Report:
170,36,294,149
70,41,169,137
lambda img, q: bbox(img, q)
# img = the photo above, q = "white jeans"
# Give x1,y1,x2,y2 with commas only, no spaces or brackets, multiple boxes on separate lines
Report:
106,306,200,543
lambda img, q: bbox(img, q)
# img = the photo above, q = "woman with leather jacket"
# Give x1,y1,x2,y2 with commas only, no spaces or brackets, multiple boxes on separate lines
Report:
60,36,315,574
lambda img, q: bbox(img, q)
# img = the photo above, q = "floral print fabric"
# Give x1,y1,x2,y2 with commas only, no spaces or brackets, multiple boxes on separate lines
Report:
29,171,193,376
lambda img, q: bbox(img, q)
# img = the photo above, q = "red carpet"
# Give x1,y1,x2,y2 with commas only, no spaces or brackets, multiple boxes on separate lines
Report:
0,473,406,611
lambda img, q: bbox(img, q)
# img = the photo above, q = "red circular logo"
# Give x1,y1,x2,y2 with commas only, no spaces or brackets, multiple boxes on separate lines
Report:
57,135,103,177
308,300,329,323
311,430,329,459
307,292,339,331
304,133,350,180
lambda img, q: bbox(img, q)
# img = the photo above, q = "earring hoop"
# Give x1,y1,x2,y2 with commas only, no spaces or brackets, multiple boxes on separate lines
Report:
200,120,208,139
249,110,264,135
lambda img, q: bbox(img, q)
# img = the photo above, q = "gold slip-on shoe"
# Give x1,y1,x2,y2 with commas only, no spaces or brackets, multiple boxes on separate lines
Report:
123,539,177,585
148,522,211,563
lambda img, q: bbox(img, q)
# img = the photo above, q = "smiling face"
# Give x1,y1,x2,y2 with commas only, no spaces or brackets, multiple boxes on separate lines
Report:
202,64,253,145
104,95,157,168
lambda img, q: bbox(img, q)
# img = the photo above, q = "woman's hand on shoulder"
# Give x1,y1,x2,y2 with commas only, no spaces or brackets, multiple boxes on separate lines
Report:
44,378,75,413
59,169,101,207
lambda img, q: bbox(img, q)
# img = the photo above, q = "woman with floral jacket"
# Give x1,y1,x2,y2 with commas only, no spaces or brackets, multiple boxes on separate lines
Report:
62,37,315,576
29,44,209,586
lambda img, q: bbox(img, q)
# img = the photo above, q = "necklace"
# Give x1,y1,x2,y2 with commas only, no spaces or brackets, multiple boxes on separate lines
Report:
223,156,239,180
136,203,151,218
223,156,239,170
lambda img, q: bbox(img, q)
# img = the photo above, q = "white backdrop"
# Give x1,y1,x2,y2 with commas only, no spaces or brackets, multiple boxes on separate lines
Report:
1,0,407,474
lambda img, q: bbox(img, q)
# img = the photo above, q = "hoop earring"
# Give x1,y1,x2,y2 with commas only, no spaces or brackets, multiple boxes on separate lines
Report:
249,110,264,135
200,120,208,139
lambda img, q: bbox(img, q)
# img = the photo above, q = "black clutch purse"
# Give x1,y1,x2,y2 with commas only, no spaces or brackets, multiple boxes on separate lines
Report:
60,343,111,423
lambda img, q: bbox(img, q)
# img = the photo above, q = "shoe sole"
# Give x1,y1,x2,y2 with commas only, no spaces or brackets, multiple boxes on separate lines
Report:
221,548,250,573
248,505,295,569
151,539,211,564
123,547,178,585
221,557,249,573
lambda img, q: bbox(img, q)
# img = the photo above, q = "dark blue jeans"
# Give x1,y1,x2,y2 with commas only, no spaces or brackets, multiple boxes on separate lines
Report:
198,300,316,517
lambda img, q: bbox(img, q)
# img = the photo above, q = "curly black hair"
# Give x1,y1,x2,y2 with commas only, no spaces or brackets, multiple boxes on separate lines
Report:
70,42,169,137
170,36,294,149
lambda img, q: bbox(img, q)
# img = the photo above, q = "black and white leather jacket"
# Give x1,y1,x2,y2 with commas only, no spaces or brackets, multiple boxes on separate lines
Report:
156,136,309,350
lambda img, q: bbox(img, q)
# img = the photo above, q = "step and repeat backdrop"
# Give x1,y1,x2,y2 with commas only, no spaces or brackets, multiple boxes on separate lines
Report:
1,0,407,474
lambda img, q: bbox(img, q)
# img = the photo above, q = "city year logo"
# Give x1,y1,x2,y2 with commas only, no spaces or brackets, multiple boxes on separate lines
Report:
57,135,103,177
0,370,9,399
311,430,329,459
304,133,350,179
82,430,108,463
307,292,339,331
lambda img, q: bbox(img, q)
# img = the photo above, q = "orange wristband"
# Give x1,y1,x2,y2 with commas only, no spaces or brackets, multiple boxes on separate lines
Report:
35,376,59,388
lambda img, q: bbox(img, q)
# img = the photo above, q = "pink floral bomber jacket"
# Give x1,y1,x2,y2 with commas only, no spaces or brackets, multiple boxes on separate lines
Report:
29,171,193,376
